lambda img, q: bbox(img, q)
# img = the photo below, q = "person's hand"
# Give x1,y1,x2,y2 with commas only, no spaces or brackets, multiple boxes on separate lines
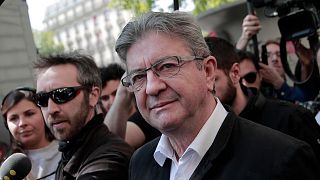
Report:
293,40,315,80
293,40,313,66
116,72,135,109
104,72,136,139
259,63,284,89
236,15,261,50
242,14,261,39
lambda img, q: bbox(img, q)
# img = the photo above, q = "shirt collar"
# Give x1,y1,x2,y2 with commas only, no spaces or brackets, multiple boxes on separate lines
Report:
154,97,228,166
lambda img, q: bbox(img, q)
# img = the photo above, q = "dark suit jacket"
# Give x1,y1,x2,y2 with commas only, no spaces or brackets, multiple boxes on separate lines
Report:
129,112,320,180
239,91,320,161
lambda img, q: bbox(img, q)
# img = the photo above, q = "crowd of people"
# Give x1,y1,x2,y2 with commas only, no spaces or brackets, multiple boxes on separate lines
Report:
1,9,320,180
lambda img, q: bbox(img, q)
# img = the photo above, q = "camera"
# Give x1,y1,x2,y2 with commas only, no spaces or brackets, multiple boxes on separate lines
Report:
252,0,320,40
251,0,320,83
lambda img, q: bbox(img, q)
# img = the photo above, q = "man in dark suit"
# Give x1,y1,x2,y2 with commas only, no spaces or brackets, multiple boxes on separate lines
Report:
115,11,320,179
206,37,320,162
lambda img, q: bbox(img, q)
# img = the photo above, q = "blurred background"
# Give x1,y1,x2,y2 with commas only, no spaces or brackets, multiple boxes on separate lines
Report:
0,0,282,148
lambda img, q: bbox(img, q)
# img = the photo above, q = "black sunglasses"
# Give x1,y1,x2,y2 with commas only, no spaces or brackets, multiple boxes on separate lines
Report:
34,86,86,107
242,72,257,84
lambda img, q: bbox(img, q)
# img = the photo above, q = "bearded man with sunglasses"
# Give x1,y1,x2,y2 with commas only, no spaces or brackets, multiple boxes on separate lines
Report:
207,36,320,163
237,51,262,90
33,51,133,180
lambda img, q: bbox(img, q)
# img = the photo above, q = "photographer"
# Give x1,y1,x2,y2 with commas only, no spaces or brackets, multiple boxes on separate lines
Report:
259,39,306,102
236,14,320,103
208,36,320,163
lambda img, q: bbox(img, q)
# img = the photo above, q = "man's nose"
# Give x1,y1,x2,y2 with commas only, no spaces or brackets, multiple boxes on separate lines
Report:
47,98,60,115
145,70,166,95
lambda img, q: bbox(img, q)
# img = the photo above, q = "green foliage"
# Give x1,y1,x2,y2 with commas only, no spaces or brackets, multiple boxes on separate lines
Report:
193,0,237,15
33,31,64,56
108,0,155,15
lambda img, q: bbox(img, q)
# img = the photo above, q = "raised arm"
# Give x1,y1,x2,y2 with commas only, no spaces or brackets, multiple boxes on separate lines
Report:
104,77,136,139
236,14,261,50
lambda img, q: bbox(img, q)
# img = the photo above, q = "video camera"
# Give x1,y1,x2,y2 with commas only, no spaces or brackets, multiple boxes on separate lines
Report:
252,0,320,40
251,0,320,83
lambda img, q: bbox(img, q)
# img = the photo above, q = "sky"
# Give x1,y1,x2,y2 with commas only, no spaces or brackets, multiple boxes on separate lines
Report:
26,0,194,31
26,0,58,31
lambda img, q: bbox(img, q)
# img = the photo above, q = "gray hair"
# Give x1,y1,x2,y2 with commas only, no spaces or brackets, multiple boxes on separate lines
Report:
115,11,210,62
33,51,102,90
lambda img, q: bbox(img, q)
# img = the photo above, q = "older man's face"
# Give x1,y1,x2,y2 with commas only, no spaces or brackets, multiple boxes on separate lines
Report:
125,32,215,133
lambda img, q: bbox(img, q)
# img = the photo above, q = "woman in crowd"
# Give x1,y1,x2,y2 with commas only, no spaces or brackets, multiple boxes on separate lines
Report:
1,87,61,180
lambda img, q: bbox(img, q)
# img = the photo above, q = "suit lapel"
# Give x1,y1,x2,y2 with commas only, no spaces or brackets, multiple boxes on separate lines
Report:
190,112,236,180
156,158,171,179
148,139,171,180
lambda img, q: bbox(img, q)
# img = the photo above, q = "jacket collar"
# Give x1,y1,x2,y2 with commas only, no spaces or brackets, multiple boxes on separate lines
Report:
58,114,104,165
190,109,236,180
239,89,267,122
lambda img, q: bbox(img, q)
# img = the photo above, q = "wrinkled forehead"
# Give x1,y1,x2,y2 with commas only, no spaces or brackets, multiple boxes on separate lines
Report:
36,64,79,92
125,32,191,71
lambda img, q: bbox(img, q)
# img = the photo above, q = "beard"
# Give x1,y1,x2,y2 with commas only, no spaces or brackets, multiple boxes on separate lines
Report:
220,77,236,106
48,95,90,141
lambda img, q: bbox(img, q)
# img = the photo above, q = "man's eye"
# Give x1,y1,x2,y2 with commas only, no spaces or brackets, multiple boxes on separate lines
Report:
157,62,178,72
132,74,146,83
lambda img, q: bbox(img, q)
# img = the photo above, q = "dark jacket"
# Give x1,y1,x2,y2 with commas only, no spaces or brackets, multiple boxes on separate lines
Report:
129,112,320,180
239,91,320,162
56,114,133,180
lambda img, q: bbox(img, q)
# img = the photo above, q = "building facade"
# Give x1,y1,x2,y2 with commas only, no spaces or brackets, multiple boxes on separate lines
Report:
43,0,132,67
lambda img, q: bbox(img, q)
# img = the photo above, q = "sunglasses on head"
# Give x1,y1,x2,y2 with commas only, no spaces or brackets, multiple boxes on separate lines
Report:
34,86,86,107
1,87,36,113
242,72,257,84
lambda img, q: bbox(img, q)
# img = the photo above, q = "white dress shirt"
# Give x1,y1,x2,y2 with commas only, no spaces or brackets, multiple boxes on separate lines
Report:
154,98,228,180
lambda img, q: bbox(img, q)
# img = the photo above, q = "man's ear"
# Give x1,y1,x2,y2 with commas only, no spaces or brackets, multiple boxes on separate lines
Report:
89,86,100,108
229,63,241,85
203,56,217,92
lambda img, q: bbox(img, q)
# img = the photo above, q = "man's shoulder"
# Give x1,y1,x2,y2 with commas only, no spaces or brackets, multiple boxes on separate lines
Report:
264,98,309,115
232,114,318,165
208,114,320,178
88,124,134,155
129,137,161,177
225,113,311,150
77,122,133,164
65,124,133,179
130,137,160,166
263,99,320,129
133,136,160,158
